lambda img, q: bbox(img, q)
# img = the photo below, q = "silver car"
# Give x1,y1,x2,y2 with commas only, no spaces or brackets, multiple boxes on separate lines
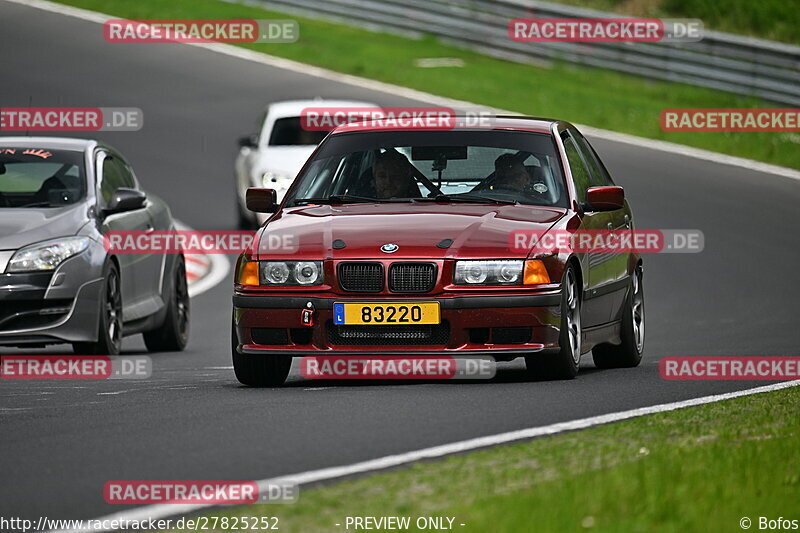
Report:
0,137,189,354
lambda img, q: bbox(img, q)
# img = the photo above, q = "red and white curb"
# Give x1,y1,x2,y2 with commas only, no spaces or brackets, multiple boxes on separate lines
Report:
174,221,230,298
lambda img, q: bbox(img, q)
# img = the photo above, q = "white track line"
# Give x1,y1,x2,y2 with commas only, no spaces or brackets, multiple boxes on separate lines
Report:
7,0,800,183
52,380,800,532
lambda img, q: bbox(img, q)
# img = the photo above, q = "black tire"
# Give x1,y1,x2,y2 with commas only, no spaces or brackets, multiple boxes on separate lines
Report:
231,318,291,386
72,261,122,356
143,256,190,352
593,264,645,369
525,263,581,380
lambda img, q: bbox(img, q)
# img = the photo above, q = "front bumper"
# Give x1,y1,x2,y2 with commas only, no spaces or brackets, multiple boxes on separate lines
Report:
233,292,562,357
0,253,104,346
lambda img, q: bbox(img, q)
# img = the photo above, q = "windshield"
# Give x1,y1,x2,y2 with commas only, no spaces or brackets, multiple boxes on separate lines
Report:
284,130,567,207
0,147,86,208
269,117,331,146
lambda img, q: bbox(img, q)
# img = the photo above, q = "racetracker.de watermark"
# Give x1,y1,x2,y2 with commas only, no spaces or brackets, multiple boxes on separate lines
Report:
661,108,800,132
300,356,496,380
0,356,151,379
509,229,704,254
104,19,298,43
300,107,497,131
0,107,142,131
103,230,301,255
104,480,297,504
660,357,800,380
509,18,703,43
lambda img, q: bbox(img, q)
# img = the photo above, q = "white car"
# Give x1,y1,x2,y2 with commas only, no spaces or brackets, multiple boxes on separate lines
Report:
234,99,377,227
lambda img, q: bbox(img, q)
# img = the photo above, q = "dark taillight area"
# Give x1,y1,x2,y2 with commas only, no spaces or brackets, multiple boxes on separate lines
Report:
338,262,384,292
389,262,436,293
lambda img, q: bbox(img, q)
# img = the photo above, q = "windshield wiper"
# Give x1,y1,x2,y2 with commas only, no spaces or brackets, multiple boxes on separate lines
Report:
17,201,56,208
292,195,406,206
415,194,517,205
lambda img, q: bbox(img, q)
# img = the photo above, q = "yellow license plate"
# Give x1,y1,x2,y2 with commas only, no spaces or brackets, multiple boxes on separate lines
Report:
333,302,440,325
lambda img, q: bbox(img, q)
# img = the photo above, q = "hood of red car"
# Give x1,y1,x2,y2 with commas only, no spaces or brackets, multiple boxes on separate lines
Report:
256,203,565,260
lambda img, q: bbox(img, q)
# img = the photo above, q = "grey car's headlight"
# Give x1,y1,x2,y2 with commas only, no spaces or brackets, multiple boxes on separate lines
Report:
7,237,90,273
260,261,323,286
454,260,524,285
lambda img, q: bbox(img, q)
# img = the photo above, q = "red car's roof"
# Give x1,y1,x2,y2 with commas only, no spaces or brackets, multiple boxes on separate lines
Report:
331,116,557,135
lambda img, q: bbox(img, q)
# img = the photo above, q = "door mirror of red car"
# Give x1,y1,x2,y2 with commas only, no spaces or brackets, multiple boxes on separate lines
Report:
246,188,277,213
586,186,624,211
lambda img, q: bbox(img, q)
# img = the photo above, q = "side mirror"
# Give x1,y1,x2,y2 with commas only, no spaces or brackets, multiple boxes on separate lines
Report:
238,134,258,149
103,188,146,216
586,186,624,211
246,188,277,213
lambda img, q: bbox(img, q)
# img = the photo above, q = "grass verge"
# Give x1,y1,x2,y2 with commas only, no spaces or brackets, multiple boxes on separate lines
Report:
51,0,800,171
547,0,800,45
164,384,800,532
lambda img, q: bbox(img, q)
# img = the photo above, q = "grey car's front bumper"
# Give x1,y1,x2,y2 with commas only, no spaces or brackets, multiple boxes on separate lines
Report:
0,252,104,346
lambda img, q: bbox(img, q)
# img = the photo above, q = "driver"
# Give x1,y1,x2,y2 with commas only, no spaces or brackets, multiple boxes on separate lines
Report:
492,153,531,192
372,150,421,199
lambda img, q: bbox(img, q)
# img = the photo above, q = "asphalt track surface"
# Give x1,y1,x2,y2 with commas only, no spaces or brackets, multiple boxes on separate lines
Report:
1,0,799,524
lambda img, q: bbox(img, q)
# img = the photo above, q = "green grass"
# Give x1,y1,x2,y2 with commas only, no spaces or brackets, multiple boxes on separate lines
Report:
167,385,800,532
547,0,800,45
52,0,800,171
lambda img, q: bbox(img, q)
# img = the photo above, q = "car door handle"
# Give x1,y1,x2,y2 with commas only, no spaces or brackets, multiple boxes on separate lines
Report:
607,222,613,230
145,224,154,232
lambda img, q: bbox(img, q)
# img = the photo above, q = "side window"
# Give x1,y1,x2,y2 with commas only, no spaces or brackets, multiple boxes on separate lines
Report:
98,154,134,207
570,129,613,186
562,135,592,204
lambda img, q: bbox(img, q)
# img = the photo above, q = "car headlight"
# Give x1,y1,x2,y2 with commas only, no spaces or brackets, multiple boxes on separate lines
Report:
7,237,90,273
262,171,291,188
260,261,323,286
454,260,550,285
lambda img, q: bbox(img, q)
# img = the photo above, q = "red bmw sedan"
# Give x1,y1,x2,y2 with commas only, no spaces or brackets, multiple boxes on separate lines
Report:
232,117,644,386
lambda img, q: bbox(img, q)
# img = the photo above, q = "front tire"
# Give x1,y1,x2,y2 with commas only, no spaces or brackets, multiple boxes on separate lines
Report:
143,256,190,352
592,264,644,368
73,261,122,355
525,264,581,380
231,318,291,386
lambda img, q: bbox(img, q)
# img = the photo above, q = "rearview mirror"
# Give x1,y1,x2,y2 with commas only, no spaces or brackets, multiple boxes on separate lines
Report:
246,188,277,213
103,188,146,216
586,186,624,211
238,134,258,149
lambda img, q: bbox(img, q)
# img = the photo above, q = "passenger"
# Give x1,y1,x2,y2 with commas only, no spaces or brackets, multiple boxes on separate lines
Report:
372,150,421,199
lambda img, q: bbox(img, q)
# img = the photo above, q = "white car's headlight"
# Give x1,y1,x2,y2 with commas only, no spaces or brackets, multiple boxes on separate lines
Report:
7,237,90,273
262,171,291,188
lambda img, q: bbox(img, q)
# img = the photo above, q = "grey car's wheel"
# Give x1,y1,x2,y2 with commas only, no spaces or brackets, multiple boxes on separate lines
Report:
593,264,645,368
143,256,190,352
525,264,581,380
231,318,291,386
73,261,122,356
